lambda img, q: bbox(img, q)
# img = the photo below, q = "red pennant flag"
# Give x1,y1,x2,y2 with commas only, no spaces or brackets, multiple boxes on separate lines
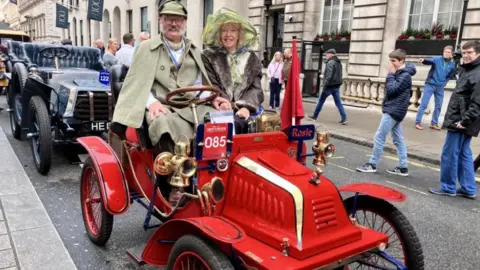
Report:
280,39,304,131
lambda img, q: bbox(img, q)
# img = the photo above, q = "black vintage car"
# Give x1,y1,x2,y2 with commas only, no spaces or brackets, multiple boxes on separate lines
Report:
5,41,113,175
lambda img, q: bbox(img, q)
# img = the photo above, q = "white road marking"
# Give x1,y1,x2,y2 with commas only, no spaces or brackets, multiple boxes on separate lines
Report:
386,181,429,196
330,163,355,172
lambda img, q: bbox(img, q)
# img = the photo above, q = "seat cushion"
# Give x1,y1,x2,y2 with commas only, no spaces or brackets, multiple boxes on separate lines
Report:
110,64,129,102
6,40,25,62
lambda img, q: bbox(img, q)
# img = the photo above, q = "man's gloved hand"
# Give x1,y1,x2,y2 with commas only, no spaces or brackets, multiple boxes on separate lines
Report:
236,107,250,119
212,96,232,110
148,101,169,120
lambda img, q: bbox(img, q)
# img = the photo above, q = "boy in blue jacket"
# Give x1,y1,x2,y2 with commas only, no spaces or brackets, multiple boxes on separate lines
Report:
415,46,456,130
357,49,416,176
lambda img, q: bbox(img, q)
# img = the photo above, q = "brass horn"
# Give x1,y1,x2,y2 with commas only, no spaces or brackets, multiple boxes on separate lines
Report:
312,130,335,167
201,177,225,203
153,152,174,175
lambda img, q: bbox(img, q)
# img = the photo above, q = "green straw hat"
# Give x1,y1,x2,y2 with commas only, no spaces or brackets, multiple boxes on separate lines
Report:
201,8,259,49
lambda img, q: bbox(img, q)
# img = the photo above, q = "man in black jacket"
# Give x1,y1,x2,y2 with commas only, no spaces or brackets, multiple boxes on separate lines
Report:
308,49,347,125
429,41,480,199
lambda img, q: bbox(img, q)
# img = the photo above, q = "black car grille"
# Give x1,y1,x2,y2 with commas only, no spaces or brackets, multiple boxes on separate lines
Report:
74,91,113,121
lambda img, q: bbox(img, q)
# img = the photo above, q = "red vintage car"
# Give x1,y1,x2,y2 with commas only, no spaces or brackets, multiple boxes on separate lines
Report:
78,85,424,270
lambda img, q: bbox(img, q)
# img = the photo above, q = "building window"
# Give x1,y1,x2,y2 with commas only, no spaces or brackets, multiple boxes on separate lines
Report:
321,0,354,34
203,0,213,27
80,20,83,46
127,10,133,33
141,7,148,32
407,0,462,30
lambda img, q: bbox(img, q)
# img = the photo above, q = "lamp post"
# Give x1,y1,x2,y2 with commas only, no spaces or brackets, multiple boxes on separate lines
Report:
454,0,469,66
262,0,272,68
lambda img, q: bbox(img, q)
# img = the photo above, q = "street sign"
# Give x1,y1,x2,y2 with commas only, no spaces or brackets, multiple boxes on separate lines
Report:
99,70,110,86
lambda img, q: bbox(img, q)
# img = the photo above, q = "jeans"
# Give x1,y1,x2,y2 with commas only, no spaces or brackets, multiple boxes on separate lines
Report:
368,113,408,168
269,81,281,108
415,83,445,126
312,87,347,120
440,131,477,195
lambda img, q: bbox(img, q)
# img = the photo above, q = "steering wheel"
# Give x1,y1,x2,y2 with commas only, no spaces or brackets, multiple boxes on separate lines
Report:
165,86,221,107
38,47,70,60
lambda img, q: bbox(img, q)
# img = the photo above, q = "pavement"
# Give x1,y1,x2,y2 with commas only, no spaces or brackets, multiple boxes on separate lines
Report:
265,93,480,166
0,125,76,270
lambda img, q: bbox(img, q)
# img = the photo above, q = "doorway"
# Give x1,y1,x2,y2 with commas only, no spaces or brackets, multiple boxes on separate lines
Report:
268,8,284,60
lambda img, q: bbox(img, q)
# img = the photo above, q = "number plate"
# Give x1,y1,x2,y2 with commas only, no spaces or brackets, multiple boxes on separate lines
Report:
99,70,110,86
90,122,110,131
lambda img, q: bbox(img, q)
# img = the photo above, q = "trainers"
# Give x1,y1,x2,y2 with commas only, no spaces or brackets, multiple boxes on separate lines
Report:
308,114,317,121
356,163,377,173
429,187,456,196
415,124,424,130
386,167,409,176
430,125,441,130
339,119,348,125
456,189,477,200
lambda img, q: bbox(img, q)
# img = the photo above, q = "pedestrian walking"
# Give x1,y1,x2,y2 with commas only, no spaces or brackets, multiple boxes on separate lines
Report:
429,41,480,199
282,48,292,85
116,33,135,67
308,48,347,125
103,38,119,72
267,51,283,109
415,46,456,130
356,49,416,176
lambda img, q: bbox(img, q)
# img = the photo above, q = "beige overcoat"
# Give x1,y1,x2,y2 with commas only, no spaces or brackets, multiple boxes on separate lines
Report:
112,36,215,145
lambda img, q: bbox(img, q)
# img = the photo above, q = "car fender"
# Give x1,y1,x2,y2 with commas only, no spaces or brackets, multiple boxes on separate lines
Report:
77,136,130,215
338,183,406,202
142,217,245,267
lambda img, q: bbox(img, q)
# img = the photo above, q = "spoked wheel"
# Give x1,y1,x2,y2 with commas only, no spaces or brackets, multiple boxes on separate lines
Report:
167,235,233,270
344,195,424,270
80,157,113,246
28,96,52,175
10,92,22,139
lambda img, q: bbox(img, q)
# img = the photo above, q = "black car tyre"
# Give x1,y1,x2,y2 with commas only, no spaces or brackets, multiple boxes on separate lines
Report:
28,96,52,175
344,195,424,270
10,91,22,140
80,157,114,246
9,63,28,140
167,235,233,270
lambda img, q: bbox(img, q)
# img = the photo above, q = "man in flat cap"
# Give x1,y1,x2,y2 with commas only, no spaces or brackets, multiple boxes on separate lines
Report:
308,48,347,125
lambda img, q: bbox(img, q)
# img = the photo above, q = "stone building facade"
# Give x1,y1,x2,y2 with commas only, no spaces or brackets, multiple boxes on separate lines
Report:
249,0,480,120
17,0,61,42
0,0,21,30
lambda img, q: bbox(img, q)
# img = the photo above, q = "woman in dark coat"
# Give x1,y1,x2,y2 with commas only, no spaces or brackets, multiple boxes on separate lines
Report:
200,8,264,133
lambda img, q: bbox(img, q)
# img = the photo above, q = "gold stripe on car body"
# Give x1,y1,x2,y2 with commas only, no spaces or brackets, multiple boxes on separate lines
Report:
236,156,304,249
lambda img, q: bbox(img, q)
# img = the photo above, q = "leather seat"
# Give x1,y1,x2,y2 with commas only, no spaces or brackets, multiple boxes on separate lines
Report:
22,43,104,71
110,64,129,102
6,41,25,63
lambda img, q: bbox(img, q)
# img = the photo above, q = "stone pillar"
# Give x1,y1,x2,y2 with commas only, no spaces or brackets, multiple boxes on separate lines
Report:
302,0,321,43
462,0,480,44
348,0,388,78
185,0,204,46
44,0,62,41
214,0,248,18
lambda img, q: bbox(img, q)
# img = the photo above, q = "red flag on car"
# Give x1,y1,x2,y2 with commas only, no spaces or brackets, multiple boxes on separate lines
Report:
280,38,304,131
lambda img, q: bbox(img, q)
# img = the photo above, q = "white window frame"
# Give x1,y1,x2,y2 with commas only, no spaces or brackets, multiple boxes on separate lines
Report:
403,0,463,30
319,0,354,34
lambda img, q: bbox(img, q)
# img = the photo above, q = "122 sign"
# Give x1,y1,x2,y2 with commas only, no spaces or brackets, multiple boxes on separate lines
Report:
99,70,110,86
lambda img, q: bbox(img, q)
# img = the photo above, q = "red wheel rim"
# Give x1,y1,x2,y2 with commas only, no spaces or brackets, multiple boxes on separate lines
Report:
173,251,211,270
348,209,407,270
81,166,103,237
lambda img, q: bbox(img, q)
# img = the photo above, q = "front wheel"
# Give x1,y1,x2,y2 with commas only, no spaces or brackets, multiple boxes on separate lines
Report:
80,157,114,246
28,96,52,174
344,195,424,270
167,235,233,270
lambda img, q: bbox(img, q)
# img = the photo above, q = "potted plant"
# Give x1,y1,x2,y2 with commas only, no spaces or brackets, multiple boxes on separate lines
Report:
316,29,351,53
395,23,457,55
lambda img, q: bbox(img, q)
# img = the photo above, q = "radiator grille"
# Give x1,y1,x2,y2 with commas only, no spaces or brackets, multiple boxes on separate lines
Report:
312,196,338,230
74,91,112,121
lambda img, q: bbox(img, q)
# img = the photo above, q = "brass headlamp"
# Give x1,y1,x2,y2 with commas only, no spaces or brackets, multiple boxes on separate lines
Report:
153,136,197,188
311,127,335,185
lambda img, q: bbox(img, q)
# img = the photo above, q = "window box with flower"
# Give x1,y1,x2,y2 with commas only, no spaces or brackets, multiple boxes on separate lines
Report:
395,24,457,55
314,30,351,54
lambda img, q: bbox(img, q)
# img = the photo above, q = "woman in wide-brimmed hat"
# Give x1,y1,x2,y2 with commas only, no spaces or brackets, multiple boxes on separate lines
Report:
201,8,264,133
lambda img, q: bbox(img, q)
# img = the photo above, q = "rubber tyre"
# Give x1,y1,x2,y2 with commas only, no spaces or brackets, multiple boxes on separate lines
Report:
12,63,27,95
9,92,21,140
28,96,52,175
80,157,114,246
344,195,424,270
167,235,234,270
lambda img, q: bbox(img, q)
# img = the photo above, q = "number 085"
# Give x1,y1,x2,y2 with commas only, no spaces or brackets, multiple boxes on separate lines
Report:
204,136,227,148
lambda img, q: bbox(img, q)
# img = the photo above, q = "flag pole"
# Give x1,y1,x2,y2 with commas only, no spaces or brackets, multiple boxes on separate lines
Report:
291,36,296,127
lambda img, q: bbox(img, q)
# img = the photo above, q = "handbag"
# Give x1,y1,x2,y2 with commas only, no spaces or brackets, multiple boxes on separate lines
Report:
269,63,281,84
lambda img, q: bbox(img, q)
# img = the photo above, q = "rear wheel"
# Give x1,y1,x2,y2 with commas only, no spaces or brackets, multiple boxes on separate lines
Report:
80,157,113,246
9,92,21,139
167,235,233,270
344,195,424,270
